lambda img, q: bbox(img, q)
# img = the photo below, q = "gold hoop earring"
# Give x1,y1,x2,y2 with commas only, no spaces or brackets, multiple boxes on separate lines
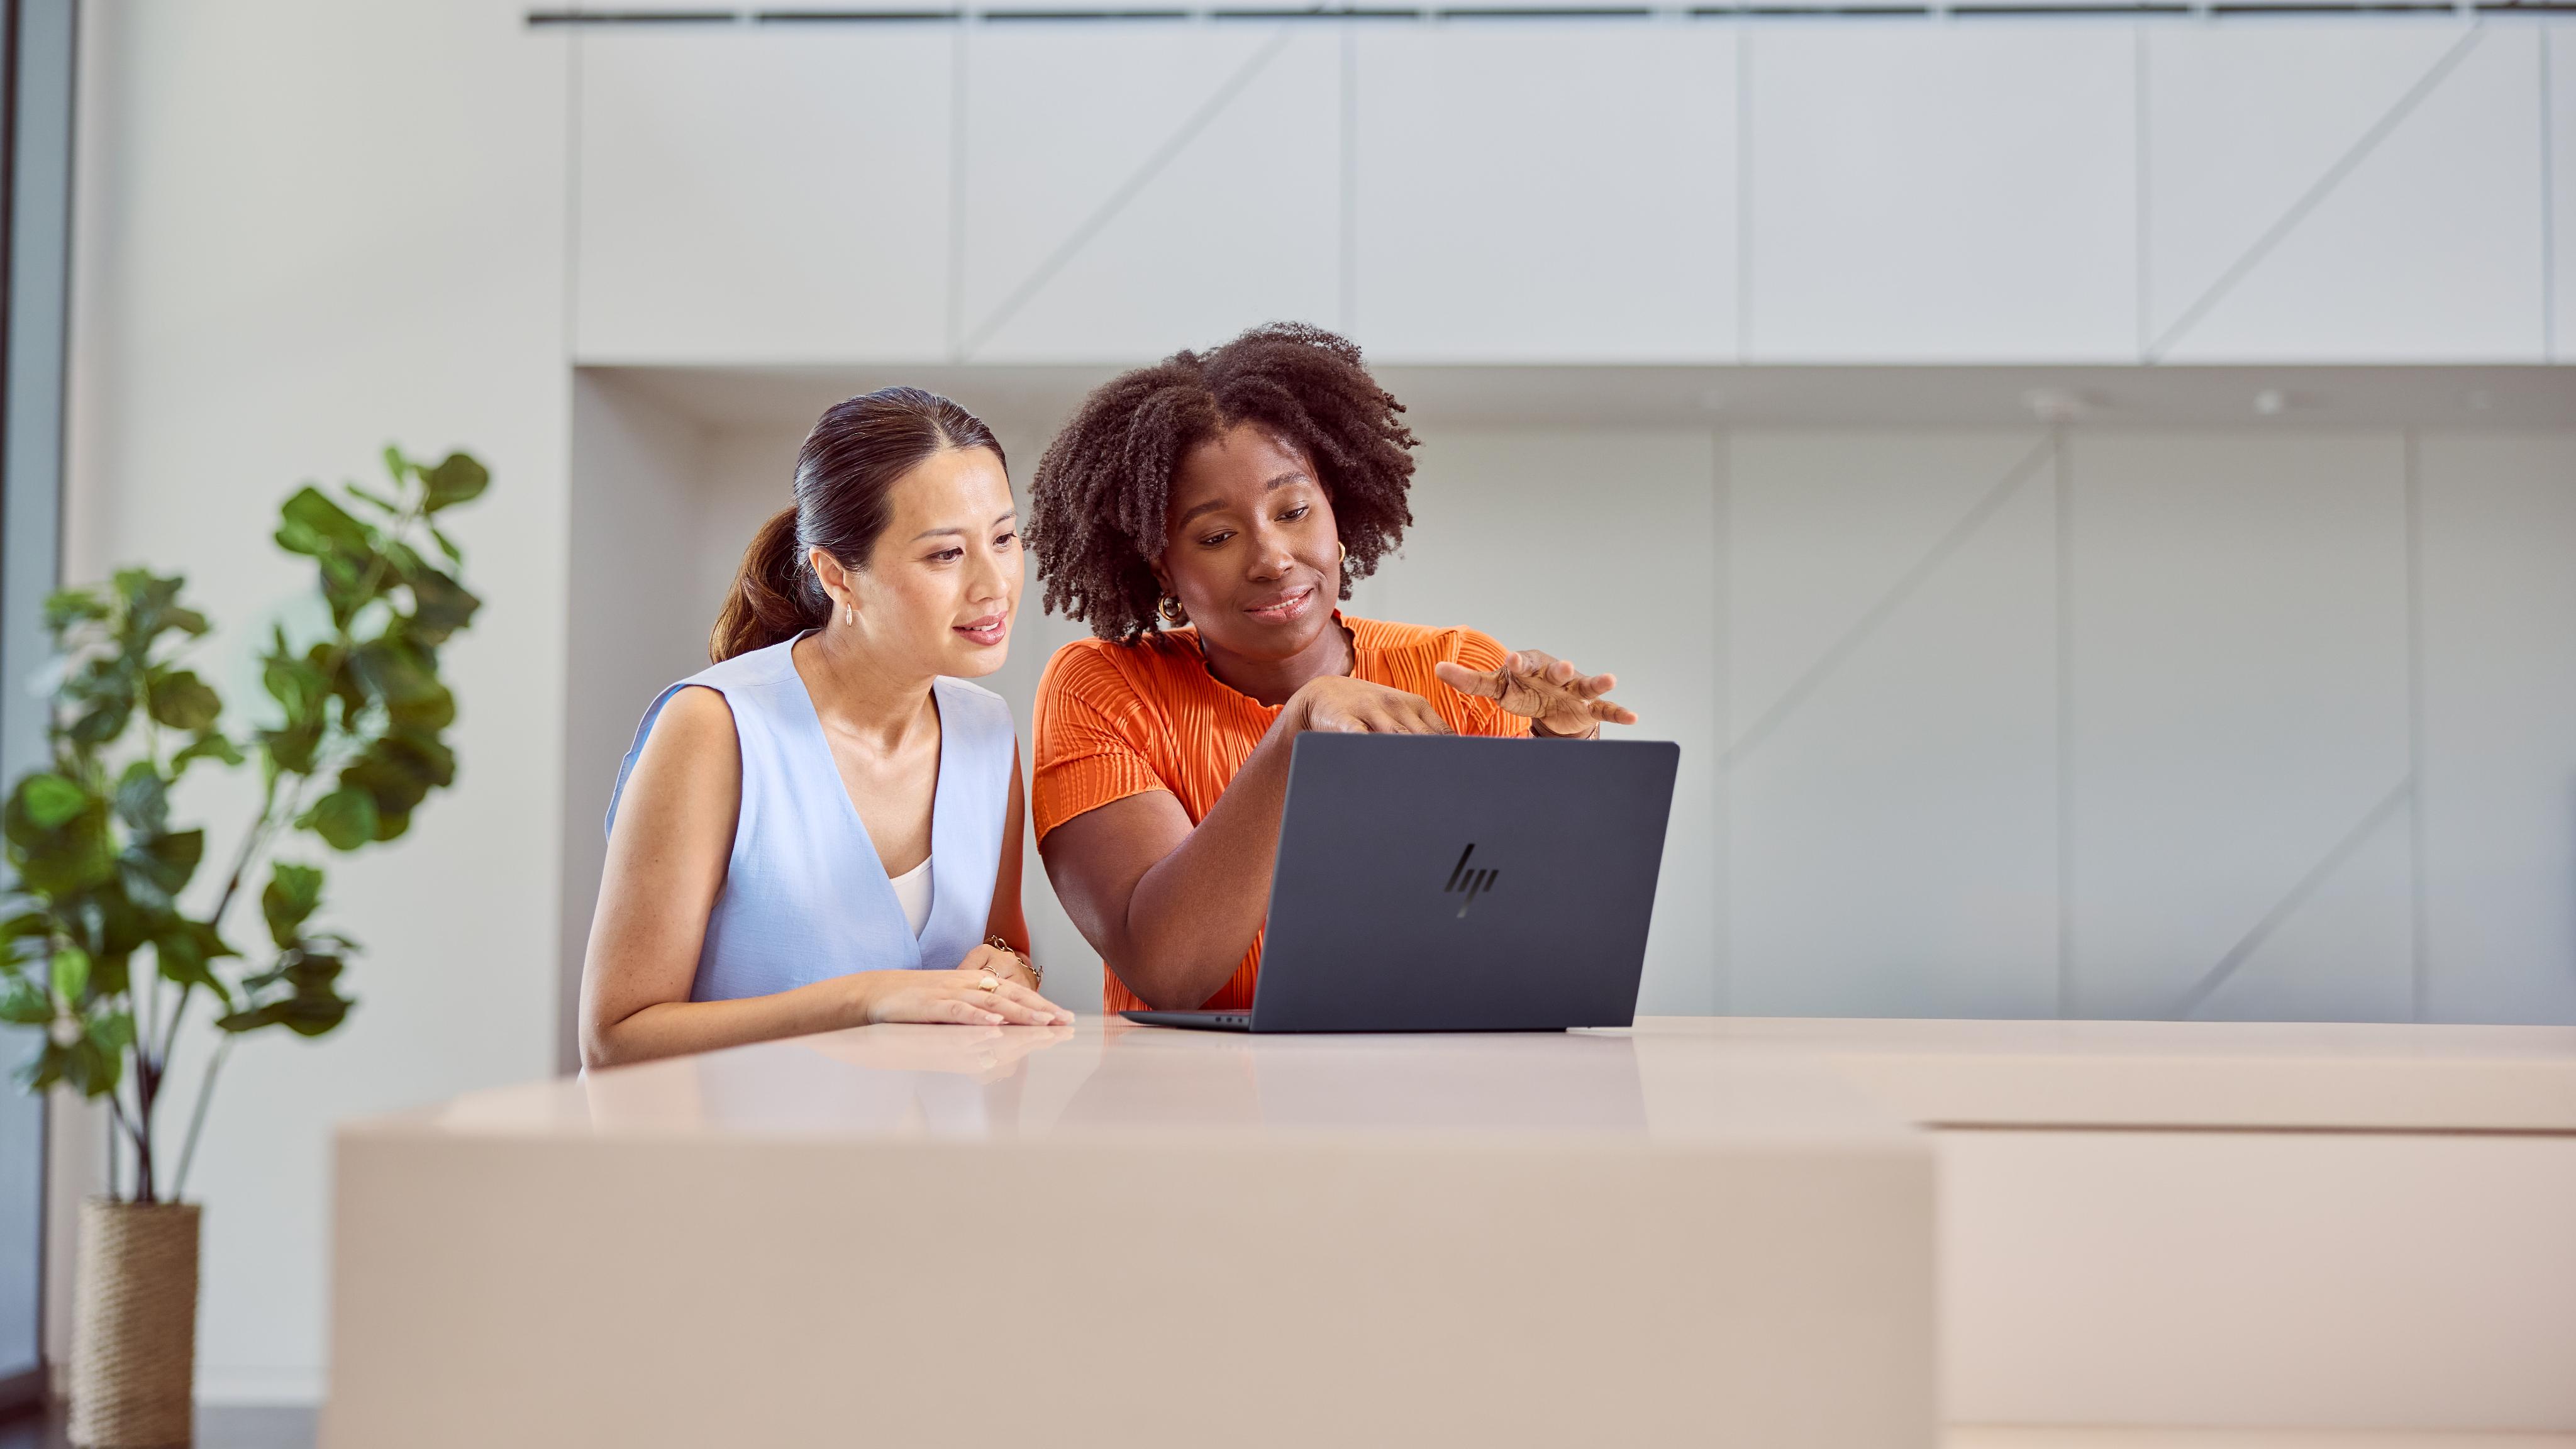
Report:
1338,542,1348,568
1158,595,1187,626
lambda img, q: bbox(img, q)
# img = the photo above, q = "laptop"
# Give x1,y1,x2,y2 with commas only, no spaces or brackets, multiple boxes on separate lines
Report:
1121,732,1679,1033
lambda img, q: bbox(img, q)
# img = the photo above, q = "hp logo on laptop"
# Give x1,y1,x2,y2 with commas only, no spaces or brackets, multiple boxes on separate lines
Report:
1444,844,1500,918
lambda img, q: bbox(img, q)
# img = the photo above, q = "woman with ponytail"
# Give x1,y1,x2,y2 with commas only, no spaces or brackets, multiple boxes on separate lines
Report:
579,387,1070,1069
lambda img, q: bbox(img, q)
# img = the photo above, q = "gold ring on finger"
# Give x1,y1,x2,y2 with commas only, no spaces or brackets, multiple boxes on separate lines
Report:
978,973,999,992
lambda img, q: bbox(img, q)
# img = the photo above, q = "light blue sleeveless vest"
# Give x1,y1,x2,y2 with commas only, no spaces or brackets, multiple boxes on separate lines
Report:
605,634,1016,1002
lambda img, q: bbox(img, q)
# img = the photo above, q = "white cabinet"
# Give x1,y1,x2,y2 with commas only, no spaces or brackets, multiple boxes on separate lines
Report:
2145,23,2547,364
955,23,1340,363
564,17,2560,368
1741,25,2138,363
1350,24,1738,364
2554,26,2576,362
573,27,957,364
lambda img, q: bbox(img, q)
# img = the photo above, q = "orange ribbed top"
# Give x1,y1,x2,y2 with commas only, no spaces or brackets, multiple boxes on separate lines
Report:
1031,614,1532,1012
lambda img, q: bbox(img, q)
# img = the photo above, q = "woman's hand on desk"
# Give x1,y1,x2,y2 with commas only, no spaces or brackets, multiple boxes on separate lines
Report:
1433,650,1636,738
852,965,1070,1028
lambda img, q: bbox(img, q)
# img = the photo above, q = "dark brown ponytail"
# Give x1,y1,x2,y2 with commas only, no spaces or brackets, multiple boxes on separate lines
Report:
711,386,1006,662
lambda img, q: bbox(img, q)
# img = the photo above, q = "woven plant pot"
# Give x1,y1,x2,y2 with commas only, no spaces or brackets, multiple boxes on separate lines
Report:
69,1198,199,1449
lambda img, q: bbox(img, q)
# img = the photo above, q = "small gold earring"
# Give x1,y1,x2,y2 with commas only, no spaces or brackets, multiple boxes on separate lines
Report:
843,604,854,628
1338,542,1348,567
1158,595,1187,626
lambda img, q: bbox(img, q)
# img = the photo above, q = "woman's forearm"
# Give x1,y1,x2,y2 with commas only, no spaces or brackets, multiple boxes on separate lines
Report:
584,974,865,1069
1106,715,1306,1010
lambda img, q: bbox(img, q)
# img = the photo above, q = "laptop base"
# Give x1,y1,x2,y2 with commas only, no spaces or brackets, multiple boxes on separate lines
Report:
1120,1010,1251,1032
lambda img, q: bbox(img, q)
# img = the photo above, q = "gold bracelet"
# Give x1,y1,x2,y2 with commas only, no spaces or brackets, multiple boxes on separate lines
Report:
988,936,1041,990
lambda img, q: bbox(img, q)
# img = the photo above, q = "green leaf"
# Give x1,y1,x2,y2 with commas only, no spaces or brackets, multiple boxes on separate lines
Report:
420,452,489,513
87,950,131,1001
380,538,427,582
261,647,328,720
86,1011,133,1057
41,589,109,635
50,947,87,1002
319,641,367,720
172,731,244,771
348,640,442,709
19,774,86,830
119,828,203,904
111,762,168,835
301,789,377,852
145,668,222,733
65,694,133,748
404,567,480,646
262,863,324,950
59,655,126,706
219,943,353,1038
426,523,462,567
69,1033,120,1097
0,911,51,943
258,722,323,777
338,733,454,828
152,920,235,1006
5,786,116,895
161,606,210,638
110,570,187,641
274,485,372,560
0,978,50,1026
384,689,455,736
345,482,402,515
382,444,410,482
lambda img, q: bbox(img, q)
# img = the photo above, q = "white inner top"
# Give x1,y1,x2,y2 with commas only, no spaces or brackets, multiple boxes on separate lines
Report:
888,856,933,939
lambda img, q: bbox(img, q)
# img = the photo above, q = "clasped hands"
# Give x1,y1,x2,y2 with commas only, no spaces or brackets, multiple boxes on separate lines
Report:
1289,650,1637,739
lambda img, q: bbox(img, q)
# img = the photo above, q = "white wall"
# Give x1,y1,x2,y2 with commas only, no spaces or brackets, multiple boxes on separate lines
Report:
64,0,570,1403
560,377,717,1067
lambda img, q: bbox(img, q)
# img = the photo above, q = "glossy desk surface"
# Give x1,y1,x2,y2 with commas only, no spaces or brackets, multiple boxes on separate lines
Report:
364,1014,2576,1144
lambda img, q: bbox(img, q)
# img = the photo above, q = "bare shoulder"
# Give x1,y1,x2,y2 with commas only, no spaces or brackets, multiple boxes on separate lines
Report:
625,685,741,806
646,684,738,754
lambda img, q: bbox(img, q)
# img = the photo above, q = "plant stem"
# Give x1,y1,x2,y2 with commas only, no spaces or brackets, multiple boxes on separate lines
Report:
209,767,284,936
157,767,298,1074
170,1035,228,1203
105,1091,148,1205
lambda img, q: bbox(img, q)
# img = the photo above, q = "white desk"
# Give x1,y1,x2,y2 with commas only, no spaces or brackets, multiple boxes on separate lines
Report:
323,1017,2576,1446
323,1021,1936,1448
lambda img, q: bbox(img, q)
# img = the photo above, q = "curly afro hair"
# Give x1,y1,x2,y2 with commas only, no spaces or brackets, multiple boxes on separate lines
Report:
1028,322,1418,643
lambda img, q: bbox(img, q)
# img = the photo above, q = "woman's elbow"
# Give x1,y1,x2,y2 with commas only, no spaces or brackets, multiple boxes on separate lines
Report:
578,1006,640,1072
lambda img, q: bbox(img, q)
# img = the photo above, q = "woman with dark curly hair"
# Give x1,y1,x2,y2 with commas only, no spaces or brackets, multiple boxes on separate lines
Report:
1028,323,1638,1014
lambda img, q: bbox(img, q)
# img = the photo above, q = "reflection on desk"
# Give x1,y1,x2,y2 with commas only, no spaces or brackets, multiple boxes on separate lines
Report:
570,1021,1657,1138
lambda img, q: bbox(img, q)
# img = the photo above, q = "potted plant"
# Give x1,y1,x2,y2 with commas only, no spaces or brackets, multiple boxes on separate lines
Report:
0,447,489,1447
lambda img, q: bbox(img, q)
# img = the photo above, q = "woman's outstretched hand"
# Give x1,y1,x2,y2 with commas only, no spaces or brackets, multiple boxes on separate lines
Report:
1433,650,1638,738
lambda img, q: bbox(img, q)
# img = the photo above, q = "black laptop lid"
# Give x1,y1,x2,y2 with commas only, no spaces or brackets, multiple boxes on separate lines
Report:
1250,734,1679,1032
